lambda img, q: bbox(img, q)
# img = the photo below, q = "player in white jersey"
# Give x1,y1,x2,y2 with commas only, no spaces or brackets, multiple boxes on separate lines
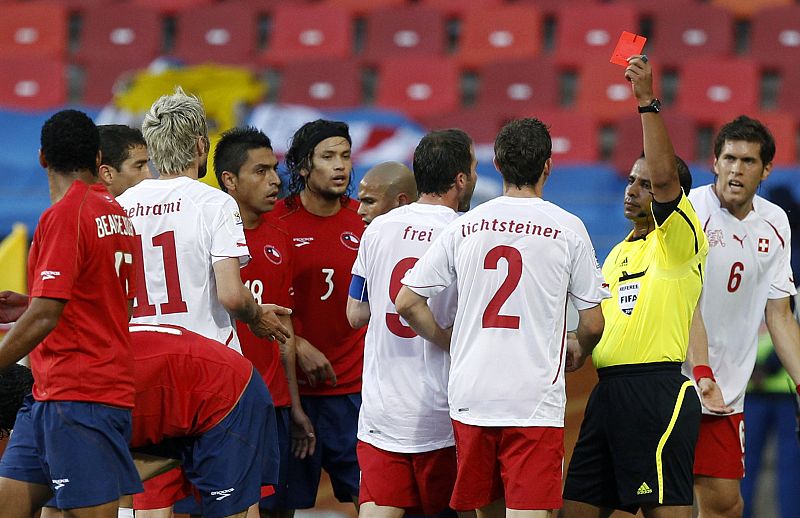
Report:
396,119,608,518
356,161,418,225
115,88,289,518
347,129,476,518
685,115,800,518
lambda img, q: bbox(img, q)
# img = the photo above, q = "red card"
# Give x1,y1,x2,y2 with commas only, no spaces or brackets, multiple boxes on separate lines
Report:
610,31,647,66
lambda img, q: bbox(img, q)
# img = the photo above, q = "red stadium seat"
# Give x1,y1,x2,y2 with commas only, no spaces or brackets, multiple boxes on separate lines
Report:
420,107,505,145
515,0,599,17
278,59,362,108
362,6,446,63
0,3,68,60
375,57,460,118
610,113,698,176
575,61,650,123
260,5,353,67
475,57,560,117
75,4,162,68
537,110,600,163
323,0,407,16
172,2,258,65
649,4,735,68
28,0,118,14
81,59,144,107
750,5,800,72
420,0,503,19
455,5,543,70
0,57,67,110
776,64,800,119
675,59,760,124
552,4,640,68
711,0,792,19
131,0,213,15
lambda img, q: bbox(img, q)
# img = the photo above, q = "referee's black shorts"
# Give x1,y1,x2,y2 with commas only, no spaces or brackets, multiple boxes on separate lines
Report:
563,362,701,514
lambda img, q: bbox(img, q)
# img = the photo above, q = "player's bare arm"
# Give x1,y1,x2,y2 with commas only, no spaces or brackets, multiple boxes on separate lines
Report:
765,296,800,390
0,291,29,323
566,305,605,372
687,305,733,414
0,297,64,370
395,286,451,352
346,296,370,329
625,55,681,203
295,335,337,387
277,316,317,458
212,257,291,342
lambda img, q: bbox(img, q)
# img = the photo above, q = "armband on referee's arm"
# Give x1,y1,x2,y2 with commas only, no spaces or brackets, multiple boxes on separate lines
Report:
693,365,716,384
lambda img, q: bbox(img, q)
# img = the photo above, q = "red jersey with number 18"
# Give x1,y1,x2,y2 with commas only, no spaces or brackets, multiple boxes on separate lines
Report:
271,197,365,396
28,180,136,408
238,215,295,407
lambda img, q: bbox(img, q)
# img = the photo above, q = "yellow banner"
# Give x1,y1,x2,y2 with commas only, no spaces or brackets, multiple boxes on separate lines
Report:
0,223,28,294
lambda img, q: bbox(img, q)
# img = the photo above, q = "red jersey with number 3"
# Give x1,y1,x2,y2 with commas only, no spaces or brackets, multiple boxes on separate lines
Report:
28,180,136,408
238,215,295,407
128,323,253,446
271,197,366,396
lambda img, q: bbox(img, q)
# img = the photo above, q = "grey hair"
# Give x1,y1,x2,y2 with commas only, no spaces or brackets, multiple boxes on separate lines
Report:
141,87,208,175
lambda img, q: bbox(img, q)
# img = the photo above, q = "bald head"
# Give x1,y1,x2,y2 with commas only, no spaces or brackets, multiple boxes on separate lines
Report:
357,161,418,225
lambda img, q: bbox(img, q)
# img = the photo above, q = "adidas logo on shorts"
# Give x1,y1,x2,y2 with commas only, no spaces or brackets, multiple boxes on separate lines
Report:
636,482,653,495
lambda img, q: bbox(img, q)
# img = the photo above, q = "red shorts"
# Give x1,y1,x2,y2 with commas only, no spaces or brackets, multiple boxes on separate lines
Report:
694,413,745,479
133,467,192,510
450,421,563,511
357,440,456,515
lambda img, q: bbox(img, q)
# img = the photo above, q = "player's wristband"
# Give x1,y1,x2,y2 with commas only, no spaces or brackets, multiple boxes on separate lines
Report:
796,383,800,396
693,365,716,383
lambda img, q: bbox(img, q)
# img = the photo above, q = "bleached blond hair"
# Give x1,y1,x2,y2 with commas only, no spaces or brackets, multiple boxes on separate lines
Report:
142,87,208,175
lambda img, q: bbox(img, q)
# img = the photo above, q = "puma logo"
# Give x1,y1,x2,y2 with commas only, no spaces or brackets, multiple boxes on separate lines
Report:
732,234,746,248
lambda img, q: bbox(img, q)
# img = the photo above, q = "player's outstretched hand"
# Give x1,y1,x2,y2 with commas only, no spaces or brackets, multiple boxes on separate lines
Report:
249,304,292,343
624,54,655,105
565,332,588,372
697,378,734,415
0,291,28,324
296,337,337,387
290,406,316,459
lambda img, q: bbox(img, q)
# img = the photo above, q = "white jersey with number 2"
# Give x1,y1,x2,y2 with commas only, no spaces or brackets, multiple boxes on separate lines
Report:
686,184,796,414
402,196,608,427
353,203,459,453
117,177,250,352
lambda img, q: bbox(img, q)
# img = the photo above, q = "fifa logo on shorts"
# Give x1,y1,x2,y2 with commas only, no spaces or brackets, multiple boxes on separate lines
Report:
211,487,235,500
52,478,70,490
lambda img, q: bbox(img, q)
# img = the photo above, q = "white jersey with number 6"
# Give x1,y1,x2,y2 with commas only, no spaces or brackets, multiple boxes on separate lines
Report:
117,177,250,352
402,196,608,427
353,203,459,453
685,184,796,414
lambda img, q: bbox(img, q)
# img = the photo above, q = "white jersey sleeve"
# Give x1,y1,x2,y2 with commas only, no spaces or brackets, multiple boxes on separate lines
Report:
569,220,606,311
210,195,250,265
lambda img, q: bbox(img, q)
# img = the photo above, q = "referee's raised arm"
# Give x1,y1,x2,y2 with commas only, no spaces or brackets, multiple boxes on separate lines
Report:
626,55,681,204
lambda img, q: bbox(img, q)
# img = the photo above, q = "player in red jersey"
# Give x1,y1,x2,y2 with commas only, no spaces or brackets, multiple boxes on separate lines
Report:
0,110,142,517
270,119,365,511
0,323,279,518
215,126,315,516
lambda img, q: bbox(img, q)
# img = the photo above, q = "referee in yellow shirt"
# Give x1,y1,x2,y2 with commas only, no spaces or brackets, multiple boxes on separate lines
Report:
561,56,708,518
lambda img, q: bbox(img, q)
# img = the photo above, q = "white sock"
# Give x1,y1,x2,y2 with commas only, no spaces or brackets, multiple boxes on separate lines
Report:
117,508,134,518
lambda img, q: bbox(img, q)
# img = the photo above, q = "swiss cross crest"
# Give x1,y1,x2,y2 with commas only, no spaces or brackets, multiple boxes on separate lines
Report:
706,229,725,248
758,237,770,253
